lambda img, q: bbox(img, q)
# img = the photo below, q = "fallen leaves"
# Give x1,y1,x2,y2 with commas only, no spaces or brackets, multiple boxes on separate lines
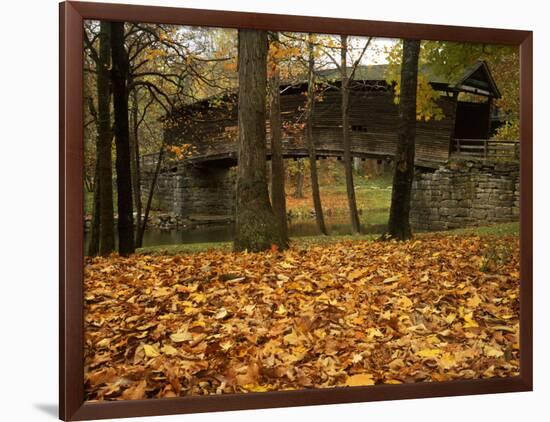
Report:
439,353,457,370
416,349,441,359
122,380,147,401
84,234,520,401
160,344,178,356
344,373,375,386
484,345,505,358
213,307,229,320
169,330,192,343
463,312,480,328
142,344,160,358
347,268,367,281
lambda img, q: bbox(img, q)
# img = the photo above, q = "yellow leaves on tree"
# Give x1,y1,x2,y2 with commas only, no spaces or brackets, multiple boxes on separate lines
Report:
385,41,445,122
167,144,194,160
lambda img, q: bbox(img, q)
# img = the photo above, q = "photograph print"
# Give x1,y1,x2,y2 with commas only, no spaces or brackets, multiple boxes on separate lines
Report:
82,19,521,401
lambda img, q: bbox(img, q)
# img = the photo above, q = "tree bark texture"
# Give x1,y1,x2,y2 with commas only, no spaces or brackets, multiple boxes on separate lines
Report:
269,34,289,245
97,21,115,255
130,89,143,247
110,21,135,255
387,39,421,240
293,160,305,198
234,29,285,252
305,36,327,235
87,158,101,256
341,35,361,234
139,146,164,247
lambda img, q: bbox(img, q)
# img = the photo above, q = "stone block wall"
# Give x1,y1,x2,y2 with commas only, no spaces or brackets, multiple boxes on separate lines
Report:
144,165,236,217
410,160,520,231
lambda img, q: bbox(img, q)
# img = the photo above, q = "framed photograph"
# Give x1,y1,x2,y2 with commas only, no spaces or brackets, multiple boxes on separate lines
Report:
59,1,532,420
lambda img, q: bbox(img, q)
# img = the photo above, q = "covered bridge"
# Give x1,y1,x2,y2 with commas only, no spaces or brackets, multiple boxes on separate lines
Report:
156,60,502,169
143,61,511,221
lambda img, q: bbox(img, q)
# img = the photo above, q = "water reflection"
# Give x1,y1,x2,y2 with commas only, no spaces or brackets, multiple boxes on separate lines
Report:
84,217,388,251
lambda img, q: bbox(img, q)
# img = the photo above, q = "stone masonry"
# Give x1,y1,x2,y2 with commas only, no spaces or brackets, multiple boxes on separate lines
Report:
146,159,519,232
410,160,520,231
144,165,236,218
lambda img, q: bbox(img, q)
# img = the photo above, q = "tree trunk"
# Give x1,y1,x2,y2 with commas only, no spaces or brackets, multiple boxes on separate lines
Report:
305,35,327,235
234,29,285,252
353,157,362,173
269,33,289,244
87,159,101,256
341,35,361,234
97,21,115,255
387,39,421,240
84,174,93,193
293,159,305,198
138,146,164,247
110,21,135,255
130,89,143,247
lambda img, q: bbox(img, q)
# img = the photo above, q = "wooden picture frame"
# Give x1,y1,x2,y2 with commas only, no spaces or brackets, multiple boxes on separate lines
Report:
59,1,533,420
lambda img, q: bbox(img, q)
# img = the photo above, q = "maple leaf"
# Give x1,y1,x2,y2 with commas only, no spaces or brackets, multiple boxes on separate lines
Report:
283,329,301,346
466,294,482,308
383,275,401,284
351,353,363,363
275,304,288,316
366,327,384,340
384,379,403,384
143,344,160,358
122,380,147,400
160,344,179,356
214,308,229,320
153,287,172,297
484,345,504,358
344,373,375,387
463,312,480,328
444,313,457,324
397,296,413,309
347,268,367,281
438,353,457,370
416,349,441,359
170,330,192,343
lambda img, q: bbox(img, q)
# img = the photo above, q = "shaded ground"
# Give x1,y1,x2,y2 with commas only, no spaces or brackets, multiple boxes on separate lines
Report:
84,231,520,401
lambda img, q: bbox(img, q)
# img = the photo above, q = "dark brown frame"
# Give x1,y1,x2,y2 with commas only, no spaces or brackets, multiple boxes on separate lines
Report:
60,1,533,420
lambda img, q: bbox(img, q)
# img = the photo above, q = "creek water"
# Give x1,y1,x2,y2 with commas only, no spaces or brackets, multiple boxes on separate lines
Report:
83,216,388,251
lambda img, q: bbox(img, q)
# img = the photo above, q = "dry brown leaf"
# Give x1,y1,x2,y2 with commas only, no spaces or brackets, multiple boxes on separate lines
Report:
344,373,375,387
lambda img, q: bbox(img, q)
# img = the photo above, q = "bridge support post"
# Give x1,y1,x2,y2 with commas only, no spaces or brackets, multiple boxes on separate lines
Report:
178,164,236,220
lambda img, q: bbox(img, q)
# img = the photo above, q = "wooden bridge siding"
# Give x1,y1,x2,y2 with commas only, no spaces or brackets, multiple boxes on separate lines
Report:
165,89,456,166
308,91,455,164
165,101,239,157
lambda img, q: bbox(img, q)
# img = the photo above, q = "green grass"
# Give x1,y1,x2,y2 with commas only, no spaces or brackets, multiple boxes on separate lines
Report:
137,233,378,256
445,222,519,237
331,174,392,229
287,173,393,229
321,173,393,212
138,241,233,255
137,222,518,256
291,233,377,248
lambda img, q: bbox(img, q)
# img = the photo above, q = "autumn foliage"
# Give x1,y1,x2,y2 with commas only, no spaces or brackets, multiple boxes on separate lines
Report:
84,234,519,401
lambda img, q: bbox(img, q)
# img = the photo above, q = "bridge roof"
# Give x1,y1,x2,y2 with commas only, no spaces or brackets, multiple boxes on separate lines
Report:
447,60,501,98
315,64,447,84
171,62,500,114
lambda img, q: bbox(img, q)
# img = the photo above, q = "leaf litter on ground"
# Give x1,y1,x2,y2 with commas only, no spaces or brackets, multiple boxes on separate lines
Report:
84,234,520,401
